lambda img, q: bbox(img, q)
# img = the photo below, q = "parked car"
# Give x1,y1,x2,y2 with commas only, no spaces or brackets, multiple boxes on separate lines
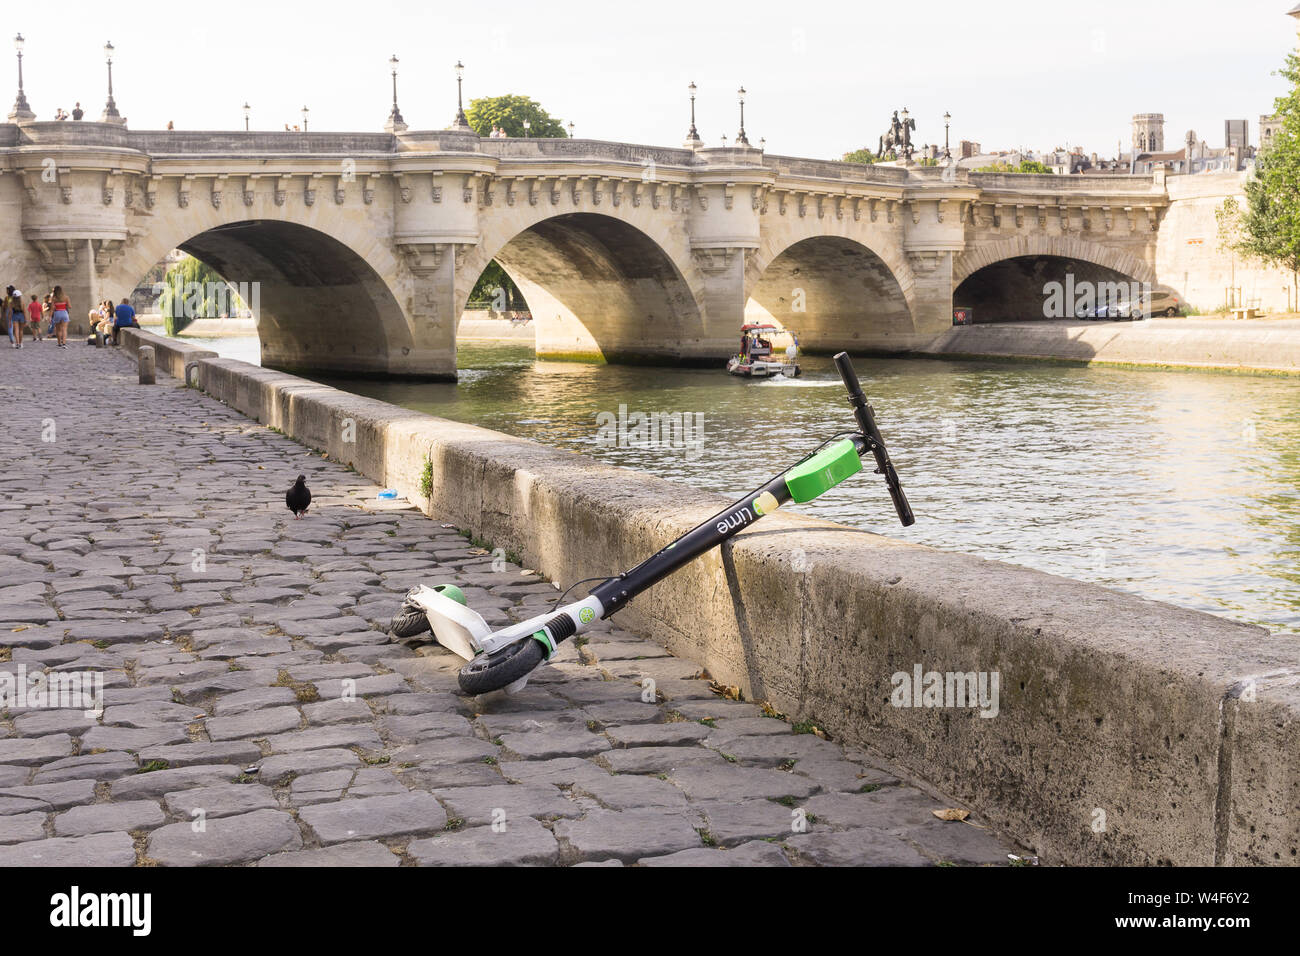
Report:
1075,290,1182,321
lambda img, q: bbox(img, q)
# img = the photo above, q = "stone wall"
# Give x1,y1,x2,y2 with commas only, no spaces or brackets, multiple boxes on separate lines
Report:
121,327,1300,866
1157,172,1296,313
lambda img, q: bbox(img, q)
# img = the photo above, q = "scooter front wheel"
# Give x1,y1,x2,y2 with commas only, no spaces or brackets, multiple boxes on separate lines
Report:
458,638,546,695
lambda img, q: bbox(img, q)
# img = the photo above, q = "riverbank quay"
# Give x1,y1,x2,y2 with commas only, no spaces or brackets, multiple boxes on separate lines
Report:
920,317,1300,373
0,336,1021,868
117,328,1300,867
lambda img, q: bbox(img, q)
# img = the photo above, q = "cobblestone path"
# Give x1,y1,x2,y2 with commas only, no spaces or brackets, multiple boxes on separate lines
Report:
0,340,1017,866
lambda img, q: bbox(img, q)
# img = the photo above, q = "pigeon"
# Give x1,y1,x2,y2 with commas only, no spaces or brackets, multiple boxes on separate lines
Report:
286,474,311,518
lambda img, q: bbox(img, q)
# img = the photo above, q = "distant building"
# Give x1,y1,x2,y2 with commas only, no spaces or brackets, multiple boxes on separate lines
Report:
1260,114,1282,150
1225,119,1249,149
1132,113,1165,154
959,140,982,159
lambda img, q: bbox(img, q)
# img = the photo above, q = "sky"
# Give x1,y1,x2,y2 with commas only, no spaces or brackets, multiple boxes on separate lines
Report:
10,0,1298,160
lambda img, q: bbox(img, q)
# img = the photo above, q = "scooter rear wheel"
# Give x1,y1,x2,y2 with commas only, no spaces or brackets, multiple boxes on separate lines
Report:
458,638,545,695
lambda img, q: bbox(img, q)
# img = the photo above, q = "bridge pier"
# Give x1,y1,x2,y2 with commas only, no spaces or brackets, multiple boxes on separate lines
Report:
906,249,957,342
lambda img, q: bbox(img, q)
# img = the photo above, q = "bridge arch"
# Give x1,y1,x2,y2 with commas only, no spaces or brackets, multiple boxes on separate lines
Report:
743,230,918,353
953,236,1156,322
464,210,705,363
108,207,414,377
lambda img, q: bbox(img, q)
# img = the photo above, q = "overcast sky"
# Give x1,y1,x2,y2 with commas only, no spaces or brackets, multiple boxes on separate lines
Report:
12,0,1298,159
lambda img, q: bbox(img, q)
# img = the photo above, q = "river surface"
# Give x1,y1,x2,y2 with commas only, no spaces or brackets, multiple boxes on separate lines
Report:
181,334,1300,634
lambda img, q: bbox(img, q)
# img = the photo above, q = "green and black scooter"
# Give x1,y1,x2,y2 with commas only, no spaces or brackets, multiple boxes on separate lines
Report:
390,352,914,695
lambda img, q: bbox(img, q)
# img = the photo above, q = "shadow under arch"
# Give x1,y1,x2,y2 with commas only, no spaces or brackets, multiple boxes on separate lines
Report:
954,254,1145,322
472,213,705,364
167,220,413,377
744,236,915,353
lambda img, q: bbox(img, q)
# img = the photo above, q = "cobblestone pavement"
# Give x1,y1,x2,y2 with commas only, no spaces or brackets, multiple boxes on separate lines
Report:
0,341,1018,866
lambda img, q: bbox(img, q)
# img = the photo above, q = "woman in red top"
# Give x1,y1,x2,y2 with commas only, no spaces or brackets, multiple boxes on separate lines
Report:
26,294,44,342
50,286,71,348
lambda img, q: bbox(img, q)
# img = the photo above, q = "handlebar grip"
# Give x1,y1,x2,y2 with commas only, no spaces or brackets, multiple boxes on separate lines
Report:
834,351,865,400
833,351,916,528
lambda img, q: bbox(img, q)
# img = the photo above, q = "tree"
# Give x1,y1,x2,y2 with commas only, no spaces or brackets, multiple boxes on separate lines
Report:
157,255,245,335
466,95,568,138
1220,50,1300,304
842,149,881,165
976,160,1053,174
469,260,524,310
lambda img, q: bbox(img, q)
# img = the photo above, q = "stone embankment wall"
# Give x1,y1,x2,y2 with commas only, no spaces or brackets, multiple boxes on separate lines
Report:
120,327,1300,866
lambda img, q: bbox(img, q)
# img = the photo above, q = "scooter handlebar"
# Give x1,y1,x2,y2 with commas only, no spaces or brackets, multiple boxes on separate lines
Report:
834,352,915,527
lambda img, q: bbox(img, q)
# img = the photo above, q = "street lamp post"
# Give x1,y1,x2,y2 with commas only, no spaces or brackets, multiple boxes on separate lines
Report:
9,33,33,122
243,101,250,131
735,85,750,146
685,81,701,146
100,40,123,124
301,105,309,131
522,118,530,137
943,111,951,159
386,55,406,132
568,120,575,138
452,60,470,129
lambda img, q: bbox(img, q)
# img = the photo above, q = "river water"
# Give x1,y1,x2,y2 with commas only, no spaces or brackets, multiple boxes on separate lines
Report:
182,335,1300,635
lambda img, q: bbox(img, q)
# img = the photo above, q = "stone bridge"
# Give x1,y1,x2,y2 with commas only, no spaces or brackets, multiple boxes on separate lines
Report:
0,122,1170,378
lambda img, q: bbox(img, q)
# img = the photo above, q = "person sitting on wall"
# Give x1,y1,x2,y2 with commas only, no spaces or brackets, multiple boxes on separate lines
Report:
112,297,138,346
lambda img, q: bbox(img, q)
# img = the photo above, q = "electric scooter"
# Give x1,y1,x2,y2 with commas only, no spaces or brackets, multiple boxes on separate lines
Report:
390,352,914,695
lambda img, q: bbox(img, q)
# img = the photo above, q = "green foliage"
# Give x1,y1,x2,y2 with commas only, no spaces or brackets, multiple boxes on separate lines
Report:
158,255,243,335
976,160,1053,174
1222,51,1300,291
842,148,881,165
469,260,524,309
420,458,433,499
466,95,567,138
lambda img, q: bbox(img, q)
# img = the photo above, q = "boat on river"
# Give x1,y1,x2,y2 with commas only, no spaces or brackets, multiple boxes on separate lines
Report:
726,324,801,378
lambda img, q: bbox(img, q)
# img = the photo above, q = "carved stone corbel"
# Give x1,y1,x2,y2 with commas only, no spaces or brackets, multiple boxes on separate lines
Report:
243,175,257,206
1037,204,1047,227
723,182,734,211
58,168,72,203
394,173,412,204
462,173,475,204
92,238,125,274
612,180,624,207
275,174,292,206
1059,204,1070,232
431,171,443,203
178,175,194,208
103,169,121,206
211,174,227,209
334,175,347,205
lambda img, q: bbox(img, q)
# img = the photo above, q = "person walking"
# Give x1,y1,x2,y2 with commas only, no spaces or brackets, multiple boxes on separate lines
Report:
3,286,20,348
26,293,44,342
112,297,137,345
49,285,71,348
8,290,25,348
43,293,55,337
